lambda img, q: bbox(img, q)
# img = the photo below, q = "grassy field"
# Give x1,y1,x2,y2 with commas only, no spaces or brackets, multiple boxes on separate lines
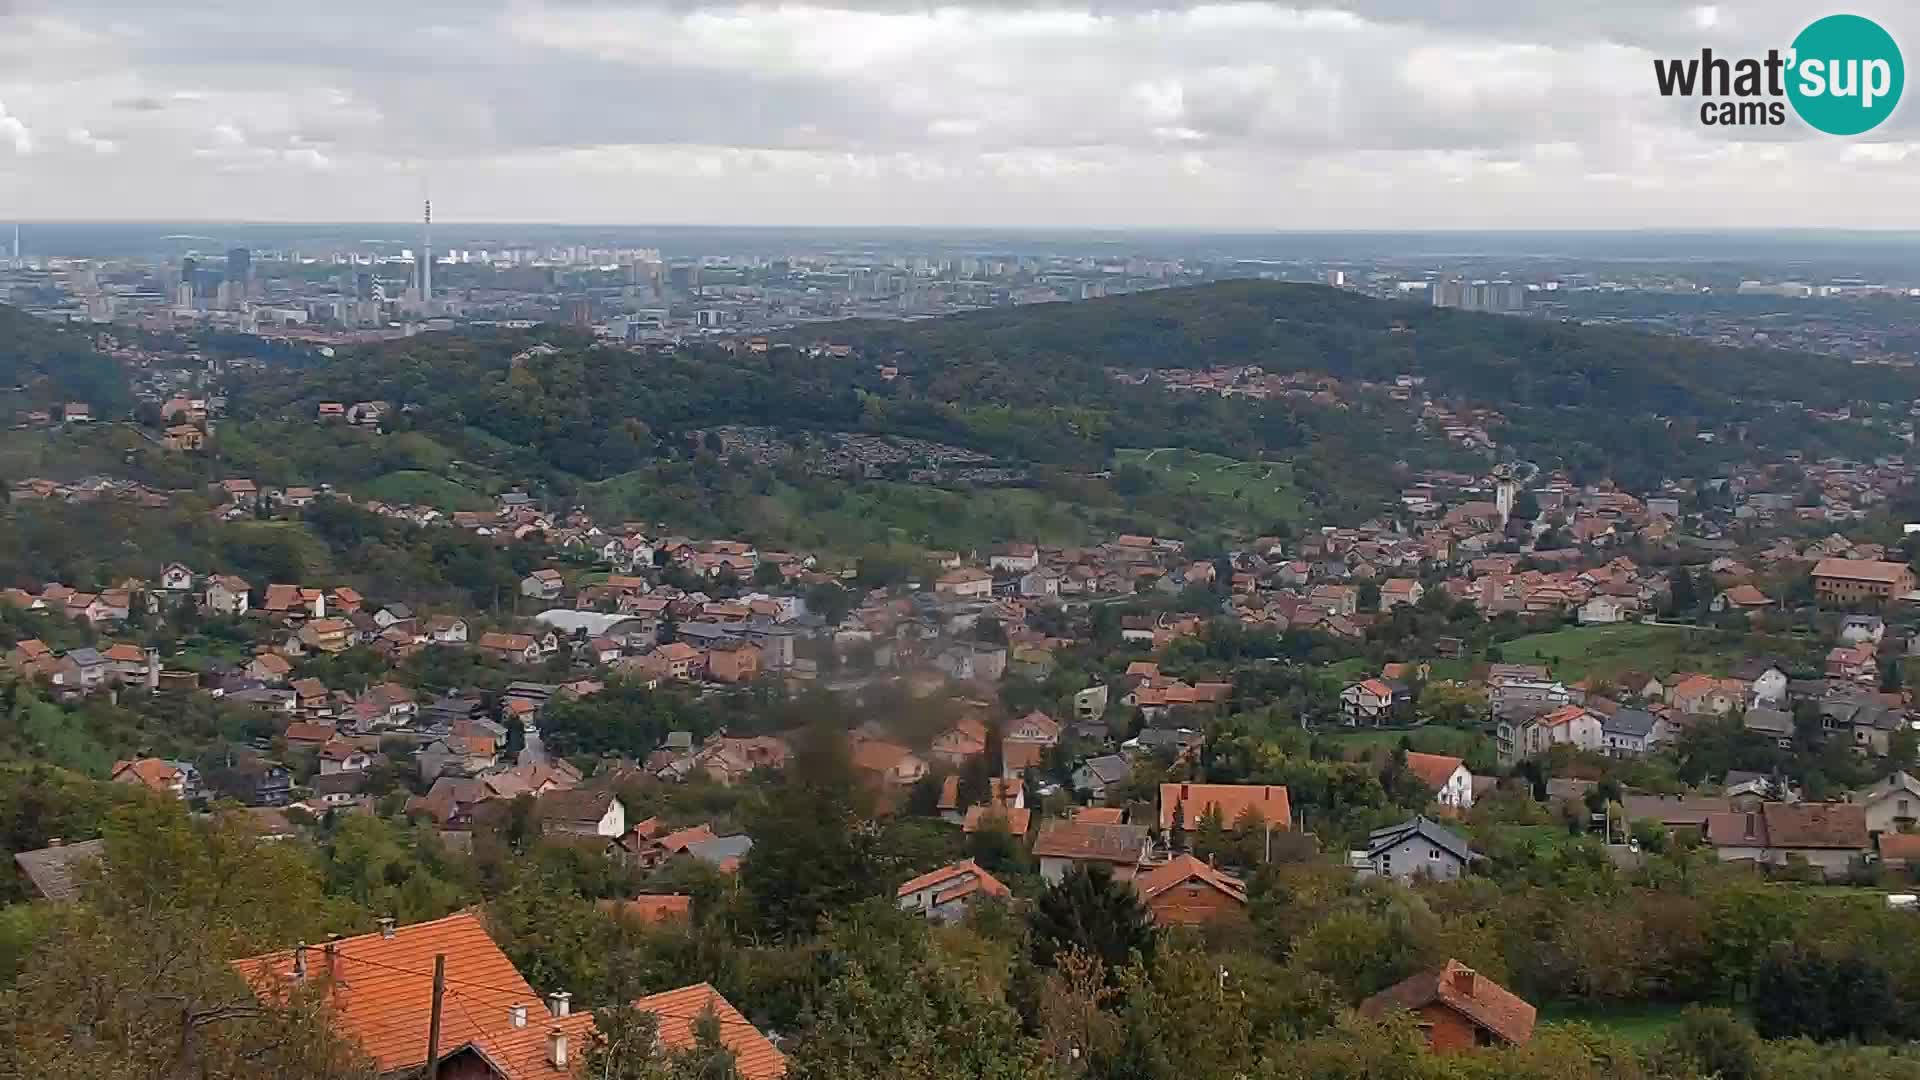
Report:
1496,624,1778,682
361,470,493,511
1537,1002,1692,1042
1114,447,1304,527
1316,725,1494,762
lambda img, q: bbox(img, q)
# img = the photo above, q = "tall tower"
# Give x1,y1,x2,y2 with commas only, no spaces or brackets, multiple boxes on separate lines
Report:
420,199,432,303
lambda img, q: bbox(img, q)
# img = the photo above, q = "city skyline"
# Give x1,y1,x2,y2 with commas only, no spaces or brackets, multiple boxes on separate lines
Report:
1,1,1920,229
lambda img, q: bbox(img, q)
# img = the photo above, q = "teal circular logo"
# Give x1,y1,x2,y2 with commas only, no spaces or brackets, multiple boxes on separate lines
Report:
1788,14,1903,135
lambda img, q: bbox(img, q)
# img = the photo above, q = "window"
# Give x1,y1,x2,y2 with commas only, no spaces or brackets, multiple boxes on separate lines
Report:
1429,848,1440,860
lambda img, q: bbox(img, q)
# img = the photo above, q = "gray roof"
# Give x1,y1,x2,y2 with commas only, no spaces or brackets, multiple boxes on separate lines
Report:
12,838,106,901
1077,754,1131,785
1365,816,1475,862
66,647,104,667
685,834,753,865
1744,706,1794,736
1604,708,1659,739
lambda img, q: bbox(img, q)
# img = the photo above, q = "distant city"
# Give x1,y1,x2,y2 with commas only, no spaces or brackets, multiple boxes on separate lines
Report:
8,219,1920,360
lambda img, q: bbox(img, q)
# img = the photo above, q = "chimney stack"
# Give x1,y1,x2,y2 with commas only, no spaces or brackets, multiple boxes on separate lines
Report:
546,1028,568,1069
548,991,571,1017
510,1003,528,1028
292,941,309,979
323,934,340,979
1452,967,1477,996
46,837,61,848
379,917,396,939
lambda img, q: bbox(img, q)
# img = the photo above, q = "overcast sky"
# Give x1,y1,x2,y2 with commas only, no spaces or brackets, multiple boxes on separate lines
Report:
1,0,1918,229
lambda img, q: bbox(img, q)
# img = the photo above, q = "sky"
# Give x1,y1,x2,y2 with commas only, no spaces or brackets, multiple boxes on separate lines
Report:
2,0,1920,229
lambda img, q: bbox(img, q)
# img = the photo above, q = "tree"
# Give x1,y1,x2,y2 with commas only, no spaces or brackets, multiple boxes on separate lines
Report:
1651,1007,1760,1080
1883,659,1905,693
740,724,885,937
583,1003,739,1080
1668,565,1698,615
1028,863,1155,974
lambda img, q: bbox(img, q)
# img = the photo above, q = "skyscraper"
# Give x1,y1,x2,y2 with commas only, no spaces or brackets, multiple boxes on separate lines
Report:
227,247,252,290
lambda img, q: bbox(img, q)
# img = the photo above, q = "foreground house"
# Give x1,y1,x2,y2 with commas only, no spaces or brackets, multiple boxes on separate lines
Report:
12,837,106,901
233,912,784,1080
1360,959,1536,1052
896,859,1012,921
1133,853,1248,926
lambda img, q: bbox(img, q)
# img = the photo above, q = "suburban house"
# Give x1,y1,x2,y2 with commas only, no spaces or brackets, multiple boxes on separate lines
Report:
520,569,565,601
1002,710,1061,772
706,641,762,684
110,758,200,800
1158,783,1292,835
1513,704,1605,758
895,859,1012,922
850,738,929,790
934,568,993,599
1032,820,1153,884
1360,960,1536,1053
1359,816,1477,883
203,575,251,616
1601,708,1670,757
1133,853,1248,926
1703,802,1870,879
1072,754,1132,800
1851,771,1920,835
317,741,374,775
231,912,784,1080
1379,578,1424,609
426,615,470,644
538,789,627,839
1811,557,1915,607
1403,752,1474,811
478,632,543,664
1338,679,1403,725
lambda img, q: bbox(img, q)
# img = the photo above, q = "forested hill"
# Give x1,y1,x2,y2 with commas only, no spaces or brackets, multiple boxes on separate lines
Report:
817,281,1920,487
0,305,129,415
827,280,1919,417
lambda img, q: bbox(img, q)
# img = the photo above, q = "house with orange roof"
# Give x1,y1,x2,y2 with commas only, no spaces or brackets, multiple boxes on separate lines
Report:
1158,783,1292,834
850,737,929,789
962,805,1032,836
1361,960,1535,1053
232,912,784,1080
896,859,1011,921
1402,752,1474,811
110,757,198,800
1338,678,1404,725
478,632,542,664
1712,583,1772,615
1514,704,1605,757
600,893,693,926
1134,853,1248,926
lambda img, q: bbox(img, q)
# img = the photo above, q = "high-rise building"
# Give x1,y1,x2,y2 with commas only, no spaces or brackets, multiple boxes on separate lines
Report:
227,247,252,291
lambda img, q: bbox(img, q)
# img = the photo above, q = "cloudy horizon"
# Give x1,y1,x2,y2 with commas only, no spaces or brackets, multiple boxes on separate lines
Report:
2,1,1918,229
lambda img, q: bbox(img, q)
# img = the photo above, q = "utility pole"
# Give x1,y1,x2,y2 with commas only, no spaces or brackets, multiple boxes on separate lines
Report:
425,953,445,1080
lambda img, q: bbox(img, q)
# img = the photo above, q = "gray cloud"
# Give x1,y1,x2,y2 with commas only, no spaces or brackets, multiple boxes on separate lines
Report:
0,0,1915,226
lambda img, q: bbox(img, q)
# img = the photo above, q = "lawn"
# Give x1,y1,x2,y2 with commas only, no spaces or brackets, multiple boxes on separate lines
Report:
1537,1002,1692,1042
1496,624,1782,683
361,470,492,511
1113,447,1305,528
1315,725,1494,762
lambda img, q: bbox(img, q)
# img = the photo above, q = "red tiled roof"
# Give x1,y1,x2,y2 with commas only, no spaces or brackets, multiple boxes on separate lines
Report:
895,859,1010,901
601,894,694,924
962,806,1032,835
1134,853,1248,906
1157,783,1290,832
1404,752,1465,792
1360,959,1536,1047
1812,558,1912,584
1073,806,1126,825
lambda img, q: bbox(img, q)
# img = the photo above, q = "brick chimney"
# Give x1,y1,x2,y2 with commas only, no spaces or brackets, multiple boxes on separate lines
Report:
547,1028,569,1069
323,934,340,980
509,1004,528,1028
292,941,308,979
1451,966,1477,997
548,990,571,1017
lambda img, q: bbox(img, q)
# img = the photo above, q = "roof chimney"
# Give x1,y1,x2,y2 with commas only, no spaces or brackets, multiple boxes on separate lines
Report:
45,837,61,847
292,941,308,979
548,990,571,1017
1452,966,1477,997
510,1003,528,1028
323,934,340,980
378,917,396,939
547,1028,569,1069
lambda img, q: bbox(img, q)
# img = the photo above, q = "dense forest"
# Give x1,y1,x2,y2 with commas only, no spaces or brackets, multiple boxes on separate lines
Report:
0,306,130,416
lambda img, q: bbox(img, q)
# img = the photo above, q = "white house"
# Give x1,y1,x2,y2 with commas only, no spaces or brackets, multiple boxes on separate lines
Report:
1404,752,1475,811
1339,679,1399,725
1602,708,1670,757
896,860,1011,922
1577,596,1630,625
989,544,1040,574
203,575,250,617
1852,771,1920,835
1519,704,1606,757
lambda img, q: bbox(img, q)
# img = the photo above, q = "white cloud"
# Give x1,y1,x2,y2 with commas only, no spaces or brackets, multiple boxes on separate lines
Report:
0,0,1914,224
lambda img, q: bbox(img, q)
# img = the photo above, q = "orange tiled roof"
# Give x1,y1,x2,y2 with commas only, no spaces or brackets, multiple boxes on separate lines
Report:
1158,783,1290,832
1134,853,1248,906
1403,752,1465,792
